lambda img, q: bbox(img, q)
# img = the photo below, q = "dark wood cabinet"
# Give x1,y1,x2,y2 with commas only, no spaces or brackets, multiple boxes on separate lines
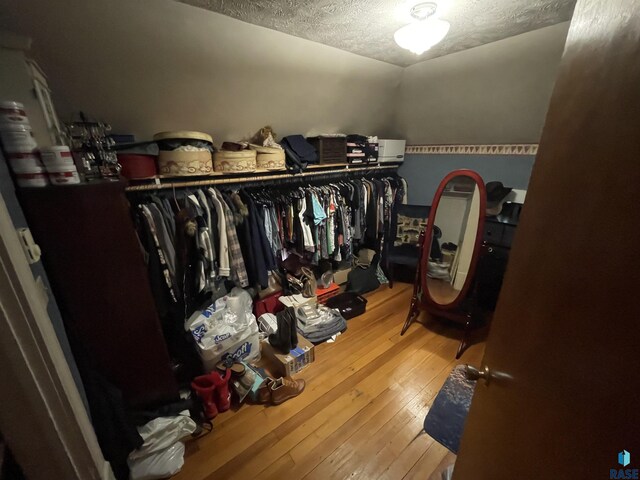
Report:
476,203,522,311
18,181,178,407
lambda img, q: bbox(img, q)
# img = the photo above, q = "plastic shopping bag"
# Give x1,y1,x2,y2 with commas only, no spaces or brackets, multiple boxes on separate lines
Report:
128,442,185,480
128,411,196,460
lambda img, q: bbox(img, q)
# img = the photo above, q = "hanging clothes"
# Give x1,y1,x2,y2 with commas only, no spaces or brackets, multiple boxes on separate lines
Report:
129,174,407,326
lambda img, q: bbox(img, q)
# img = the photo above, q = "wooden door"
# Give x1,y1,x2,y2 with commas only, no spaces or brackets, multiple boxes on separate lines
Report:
18,181,178,407
454,1,640,478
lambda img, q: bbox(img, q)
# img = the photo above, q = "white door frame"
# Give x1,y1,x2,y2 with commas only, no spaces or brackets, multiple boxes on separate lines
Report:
0,192,114,480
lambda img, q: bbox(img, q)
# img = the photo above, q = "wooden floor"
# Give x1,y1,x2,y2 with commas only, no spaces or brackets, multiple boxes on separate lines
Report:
174,283,485,480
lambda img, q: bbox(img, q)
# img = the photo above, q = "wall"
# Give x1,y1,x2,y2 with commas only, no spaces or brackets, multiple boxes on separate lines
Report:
0,0,570,202
0,0,402,144
398,22,570,145
0,43,54,148
400,153,536,205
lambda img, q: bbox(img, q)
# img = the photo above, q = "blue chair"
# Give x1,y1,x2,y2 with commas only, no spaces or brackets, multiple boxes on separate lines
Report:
386,204,430,288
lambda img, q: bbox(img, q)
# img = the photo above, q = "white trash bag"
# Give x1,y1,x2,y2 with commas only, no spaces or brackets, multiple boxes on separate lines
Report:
129,411,196,460
128,441,185,480
127,410,196,480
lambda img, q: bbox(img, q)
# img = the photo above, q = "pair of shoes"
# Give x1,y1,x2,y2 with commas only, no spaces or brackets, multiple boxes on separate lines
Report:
191,369,232,419
257,376,305,405
268,307,299,354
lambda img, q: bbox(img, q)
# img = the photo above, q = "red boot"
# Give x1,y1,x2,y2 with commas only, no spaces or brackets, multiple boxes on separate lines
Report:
191,374,218,419
211,369,232,412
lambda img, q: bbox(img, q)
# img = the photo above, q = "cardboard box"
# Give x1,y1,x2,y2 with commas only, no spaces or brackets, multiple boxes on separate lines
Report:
261,335,315,377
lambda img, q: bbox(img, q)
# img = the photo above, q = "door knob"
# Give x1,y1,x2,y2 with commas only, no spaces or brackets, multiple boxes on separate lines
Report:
464,364,491,382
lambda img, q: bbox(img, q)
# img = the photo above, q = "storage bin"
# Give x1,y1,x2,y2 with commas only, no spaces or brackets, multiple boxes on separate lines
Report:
306,136,347,164
249,144,286,171
213,150,257,174
48,165,80,185
154,131,214,177
1,124,38,153
346,135,378,164
7,152,42,171
158,150,213,176
40,146,74,168
325,292,368,319
14,166,49,187
118,154,158,179
0,101,29,125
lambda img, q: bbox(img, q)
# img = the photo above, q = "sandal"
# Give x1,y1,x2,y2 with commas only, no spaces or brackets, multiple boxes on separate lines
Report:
216,357,246,377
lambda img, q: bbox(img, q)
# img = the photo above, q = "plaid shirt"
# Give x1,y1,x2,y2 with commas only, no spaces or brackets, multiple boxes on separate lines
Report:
218,192,249,287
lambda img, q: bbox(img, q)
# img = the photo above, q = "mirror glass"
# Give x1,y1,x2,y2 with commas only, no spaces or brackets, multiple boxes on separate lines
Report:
426,175,482,306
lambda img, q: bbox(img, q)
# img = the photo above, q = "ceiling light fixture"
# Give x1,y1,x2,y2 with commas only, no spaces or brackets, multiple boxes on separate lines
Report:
394,2,450,55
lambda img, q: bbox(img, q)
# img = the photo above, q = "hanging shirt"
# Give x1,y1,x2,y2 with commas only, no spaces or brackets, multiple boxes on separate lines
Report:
299,196,315,252
207,188,230,277
214,189,249,287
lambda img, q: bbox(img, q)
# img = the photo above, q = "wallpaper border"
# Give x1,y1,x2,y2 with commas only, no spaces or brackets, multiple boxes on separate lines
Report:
405,144,539,155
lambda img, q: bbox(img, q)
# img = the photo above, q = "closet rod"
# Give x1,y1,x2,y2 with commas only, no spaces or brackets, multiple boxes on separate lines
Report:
124,164,399,192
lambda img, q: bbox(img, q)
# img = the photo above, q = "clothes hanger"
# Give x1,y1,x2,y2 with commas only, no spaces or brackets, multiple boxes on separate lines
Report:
171,184,181,211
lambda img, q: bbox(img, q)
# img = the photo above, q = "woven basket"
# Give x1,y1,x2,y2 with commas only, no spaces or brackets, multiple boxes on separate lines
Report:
213,150,257,173
307,136,347,164
158,150,213,176
250,144,286,170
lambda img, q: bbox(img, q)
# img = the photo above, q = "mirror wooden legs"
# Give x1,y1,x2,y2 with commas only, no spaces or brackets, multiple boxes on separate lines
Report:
401,230,425,336
456,316,473,359
402,297,480,358
401,294,420,335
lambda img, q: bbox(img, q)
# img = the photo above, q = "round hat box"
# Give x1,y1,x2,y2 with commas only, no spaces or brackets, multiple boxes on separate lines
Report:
213,150,257,174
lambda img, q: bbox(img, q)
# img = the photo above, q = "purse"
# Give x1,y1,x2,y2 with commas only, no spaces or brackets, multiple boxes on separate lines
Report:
300,267,317,298
346,253,381,294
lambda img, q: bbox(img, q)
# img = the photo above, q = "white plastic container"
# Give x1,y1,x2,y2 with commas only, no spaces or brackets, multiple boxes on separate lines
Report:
40,146,74,168
0,101,29,126
7,152,43,171
0,124,38,153
47,165,80,185
13,166,49,188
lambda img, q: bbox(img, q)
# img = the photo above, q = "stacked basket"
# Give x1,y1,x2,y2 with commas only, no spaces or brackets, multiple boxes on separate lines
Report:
249,144,286,171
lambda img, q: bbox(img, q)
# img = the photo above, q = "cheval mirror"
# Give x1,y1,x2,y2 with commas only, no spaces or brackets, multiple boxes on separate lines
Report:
401,169,486,358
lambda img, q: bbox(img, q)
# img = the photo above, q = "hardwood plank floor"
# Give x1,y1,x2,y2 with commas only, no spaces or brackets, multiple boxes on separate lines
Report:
174,283,486,480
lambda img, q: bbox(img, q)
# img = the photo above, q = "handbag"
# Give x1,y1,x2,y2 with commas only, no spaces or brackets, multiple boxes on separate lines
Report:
346,253,381,294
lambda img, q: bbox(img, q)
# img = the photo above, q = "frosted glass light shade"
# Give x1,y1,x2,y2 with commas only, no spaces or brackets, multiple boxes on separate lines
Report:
394,18,451,55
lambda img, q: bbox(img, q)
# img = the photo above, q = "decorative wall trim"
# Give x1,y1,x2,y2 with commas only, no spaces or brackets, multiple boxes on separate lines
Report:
405,144,538,155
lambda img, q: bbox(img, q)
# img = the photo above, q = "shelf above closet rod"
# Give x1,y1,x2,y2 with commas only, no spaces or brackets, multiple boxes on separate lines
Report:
124,164,399,192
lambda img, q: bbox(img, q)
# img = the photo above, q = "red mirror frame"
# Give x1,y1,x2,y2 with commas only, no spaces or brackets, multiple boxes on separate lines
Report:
400,169,487,358
420,169,487,312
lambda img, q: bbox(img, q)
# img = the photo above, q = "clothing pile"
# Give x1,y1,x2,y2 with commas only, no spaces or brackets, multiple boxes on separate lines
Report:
295,304,347,344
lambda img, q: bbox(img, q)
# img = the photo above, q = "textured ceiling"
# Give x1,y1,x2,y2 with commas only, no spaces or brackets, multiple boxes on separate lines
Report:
178,0,576,66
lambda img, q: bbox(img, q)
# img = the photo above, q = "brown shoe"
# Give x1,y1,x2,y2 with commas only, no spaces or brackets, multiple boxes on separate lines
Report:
270,377,305,405
256,378,274,404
